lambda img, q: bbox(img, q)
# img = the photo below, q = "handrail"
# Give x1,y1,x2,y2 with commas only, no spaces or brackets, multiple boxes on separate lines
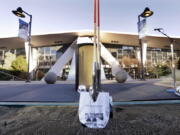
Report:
0,70,25,81
0,100,180,106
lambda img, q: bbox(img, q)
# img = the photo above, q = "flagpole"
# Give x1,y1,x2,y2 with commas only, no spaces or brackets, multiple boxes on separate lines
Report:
93,0,97,99
93,0,101,101
97,0,101,90
93,0,96,89
92,0,101,101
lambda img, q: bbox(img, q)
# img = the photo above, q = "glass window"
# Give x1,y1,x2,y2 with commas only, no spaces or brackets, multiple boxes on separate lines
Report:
45,47,50,54
51,49,56,55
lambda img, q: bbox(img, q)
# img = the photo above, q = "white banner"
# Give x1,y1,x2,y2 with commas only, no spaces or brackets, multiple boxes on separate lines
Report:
18,19,29,41
138,19,147,39
79,91,111,128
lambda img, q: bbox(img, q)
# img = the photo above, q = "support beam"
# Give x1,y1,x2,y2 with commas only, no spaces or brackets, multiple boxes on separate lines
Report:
100,43,131,81
42,39,77,81
100,43,122,75
67,53,76,81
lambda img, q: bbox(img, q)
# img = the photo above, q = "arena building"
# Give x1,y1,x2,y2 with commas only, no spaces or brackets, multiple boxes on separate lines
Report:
0,30,180,84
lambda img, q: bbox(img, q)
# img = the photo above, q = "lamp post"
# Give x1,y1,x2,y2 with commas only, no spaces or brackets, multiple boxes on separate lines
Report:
154,28,176,88
12,7,32,82
138,7,153,80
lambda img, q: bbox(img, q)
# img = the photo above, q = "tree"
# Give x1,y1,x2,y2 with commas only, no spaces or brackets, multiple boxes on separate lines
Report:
3,51,16,70
11,56,27,72
146,63,171,78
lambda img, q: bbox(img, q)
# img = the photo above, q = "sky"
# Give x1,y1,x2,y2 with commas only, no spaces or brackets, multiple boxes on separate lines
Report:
0,0,180,38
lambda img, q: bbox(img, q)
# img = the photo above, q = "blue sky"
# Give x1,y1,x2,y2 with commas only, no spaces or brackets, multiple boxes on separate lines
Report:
0,0,180,37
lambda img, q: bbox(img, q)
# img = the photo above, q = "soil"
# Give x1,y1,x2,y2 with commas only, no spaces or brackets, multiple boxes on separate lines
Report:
0,104,180,135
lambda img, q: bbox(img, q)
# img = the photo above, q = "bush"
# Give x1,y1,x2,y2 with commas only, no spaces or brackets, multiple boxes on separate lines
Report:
2,52,16,70
146,64,171,78
11,56,27,72
158,65,171,76
0,68,27,80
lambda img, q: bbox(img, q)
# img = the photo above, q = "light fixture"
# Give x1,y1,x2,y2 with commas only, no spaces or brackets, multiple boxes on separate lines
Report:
140,7,153,18
12,7,25,18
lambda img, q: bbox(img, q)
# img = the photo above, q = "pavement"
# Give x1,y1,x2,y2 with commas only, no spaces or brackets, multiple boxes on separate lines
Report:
0,78,179,102
0,79,180,135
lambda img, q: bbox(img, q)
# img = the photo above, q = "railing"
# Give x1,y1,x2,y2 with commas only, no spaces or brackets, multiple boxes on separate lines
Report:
0,70,25,81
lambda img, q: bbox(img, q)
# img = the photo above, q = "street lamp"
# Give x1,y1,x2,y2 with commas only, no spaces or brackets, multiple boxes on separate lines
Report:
138,7,153,80
12,7,32,82
154,28,176,88
139,7,153,18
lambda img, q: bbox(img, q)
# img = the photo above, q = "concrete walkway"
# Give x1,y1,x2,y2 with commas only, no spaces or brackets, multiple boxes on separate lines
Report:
0,79,179,102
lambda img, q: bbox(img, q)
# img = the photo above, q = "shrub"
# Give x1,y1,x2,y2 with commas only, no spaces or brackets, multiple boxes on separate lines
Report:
11,56,27,72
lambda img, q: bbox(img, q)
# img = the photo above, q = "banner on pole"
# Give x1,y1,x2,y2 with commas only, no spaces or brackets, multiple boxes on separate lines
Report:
18,19,29,41
138,19,147,39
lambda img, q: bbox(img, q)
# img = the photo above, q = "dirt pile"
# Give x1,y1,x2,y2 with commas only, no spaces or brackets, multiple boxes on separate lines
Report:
0,104,179,135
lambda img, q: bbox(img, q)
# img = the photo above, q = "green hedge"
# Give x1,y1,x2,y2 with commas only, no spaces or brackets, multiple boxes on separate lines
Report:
0,68,27,80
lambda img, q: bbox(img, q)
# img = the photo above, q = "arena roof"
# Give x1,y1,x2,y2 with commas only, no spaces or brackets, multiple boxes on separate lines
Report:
0,30,180,50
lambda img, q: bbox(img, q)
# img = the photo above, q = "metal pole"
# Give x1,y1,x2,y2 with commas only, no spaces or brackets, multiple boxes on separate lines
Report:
138,16,145,80
92,0,101,101
171,43,176,88
155,29,176,89
97,0,101,90
26,14,32,82
92,0,97,100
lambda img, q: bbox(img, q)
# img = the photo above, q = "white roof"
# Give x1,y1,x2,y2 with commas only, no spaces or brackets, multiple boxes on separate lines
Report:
0,30,180,50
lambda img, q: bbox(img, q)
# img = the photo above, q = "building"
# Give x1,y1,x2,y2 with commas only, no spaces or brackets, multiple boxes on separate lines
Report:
0,30,180,81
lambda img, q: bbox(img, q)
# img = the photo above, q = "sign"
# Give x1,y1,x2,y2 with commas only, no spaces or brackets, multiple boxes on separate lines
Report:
137,19,147,39
79,91,111,128
175,86,180,96
18,19,29,41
